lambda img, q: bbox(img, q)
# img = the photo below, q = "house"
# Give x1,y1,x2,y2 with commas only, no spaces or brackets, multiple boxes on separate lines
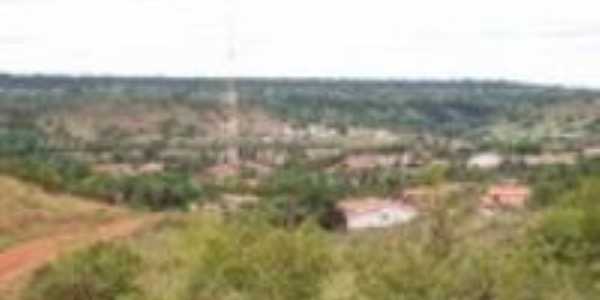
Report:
467,153,503,169
138,162,165,174
399,184,464,208
92,163,136,176
305,148,342,160
220,194,260,211
307,124,338,139
341,154,400,170
583,147,600,158
331,198,417,230
346,128,397,142
92,162,165,177
523,153,576,166
480,184,531,213
400,152,425,167
202,163,240,182
243,161,274,178
255,149,289,166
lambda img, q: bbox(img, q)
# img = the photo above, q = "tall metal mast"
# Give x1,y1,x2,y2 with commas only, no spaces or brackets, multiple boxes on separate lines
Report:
224,0,240,164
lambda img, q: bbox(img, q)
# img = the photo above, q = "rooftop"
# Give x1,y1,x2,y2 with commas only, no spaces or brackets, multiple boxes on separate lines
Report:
337,198,414,215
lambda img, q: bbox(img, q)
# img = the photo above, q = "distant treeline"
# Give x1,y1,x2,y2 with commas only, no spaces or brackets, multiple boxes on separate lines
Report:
2,74,599,136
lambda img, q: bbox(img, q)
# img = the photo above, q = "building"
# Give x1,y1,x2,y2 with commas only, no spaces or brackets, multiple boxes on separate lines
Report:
523,153,576,166
480,184,531,213
305,148,342,160
219,194,260,211
399,184,464,208
255,149,289,166
341,154,401,171
331,198,417,230
138,162,165,174
202,163,240,182
92,163,136,176
92,162,164,176
583,147,600,158
467,153,503,169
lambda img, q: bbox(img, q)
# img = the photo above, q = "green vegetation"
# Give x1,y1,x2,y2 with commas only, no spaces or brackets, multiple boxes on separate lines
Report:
2,75,600,146
25,243,142,300
0,131,202,211
256,166,347,225
0,176,123,251
5,75,600,299
24,190,600,300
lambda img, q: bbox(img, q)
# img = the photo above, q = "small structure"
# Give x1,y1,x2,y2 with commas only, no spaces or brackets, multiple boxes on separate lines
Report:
480,184,531,214
92,162,165,177
305,148,342,160
138,162,165,174
243,161,274,178
583,147,600,158
467,153,503,169
523,153,576,166
341,154,400,171
202,163,240,182
92,163,136,176
255,149,289,166
220,194,260,211
399,184,464,208
331,198,417,230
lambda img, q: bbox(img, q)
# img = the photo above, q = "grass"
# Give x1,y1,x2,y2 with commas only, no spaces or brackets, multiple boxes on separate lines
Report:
26,210,583,300
0,176,126,251
18,176,600,300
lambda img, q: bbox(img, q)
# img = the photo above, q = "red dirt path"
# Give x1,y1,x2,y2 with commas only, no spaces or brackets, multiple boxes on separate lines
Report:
0,215,159,296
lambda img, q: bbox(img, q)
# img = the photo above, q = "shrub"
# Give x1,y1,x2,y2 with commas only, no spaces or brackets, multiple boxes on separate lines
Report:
24,243,142,300
185,217,333,300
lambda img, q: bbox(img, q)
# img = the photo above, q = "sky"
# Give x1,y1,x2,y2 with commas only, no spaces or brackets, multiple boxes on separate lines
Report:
1,0,599,87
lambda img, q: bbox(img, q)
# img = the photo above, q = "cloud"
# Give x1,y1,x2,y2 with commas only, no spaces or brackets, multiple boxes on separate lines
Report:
0,0,599,87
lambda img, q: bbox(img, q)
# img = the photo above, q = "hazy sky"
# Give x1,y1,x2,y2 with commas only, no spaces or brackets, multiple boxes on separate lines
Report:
1,0,599,87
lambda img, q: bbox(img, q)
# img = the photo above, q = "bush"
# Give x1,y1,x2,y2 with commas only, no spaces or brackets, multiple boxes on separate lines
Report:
25,243,142,300
258,167,346,226
531,177,600,294
185,217,333,300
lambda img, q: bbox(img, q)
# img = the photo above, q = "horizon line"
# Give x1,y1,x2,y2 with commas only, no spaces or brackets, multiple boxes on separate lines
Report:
1,71,599,91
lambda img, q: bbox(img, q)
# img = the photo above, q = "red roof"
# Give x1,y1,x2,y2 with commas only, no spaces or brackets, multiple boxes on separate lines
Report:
482,184,531,209
204,163,240,179
487,185,530,197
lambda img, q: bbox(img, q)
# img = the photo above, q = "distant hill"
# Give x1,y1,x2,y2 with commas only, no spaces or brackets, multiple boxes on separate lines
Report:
1,74,600,147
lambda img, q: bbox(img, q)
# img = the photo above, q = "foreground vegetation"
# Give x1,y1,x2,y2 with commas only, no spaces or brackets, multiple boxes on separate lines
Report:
20,172,600,300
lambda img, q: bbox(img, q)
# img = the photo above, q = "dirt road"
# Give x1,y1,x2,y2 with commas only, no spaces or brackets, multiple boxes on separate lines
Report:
0,215,160,297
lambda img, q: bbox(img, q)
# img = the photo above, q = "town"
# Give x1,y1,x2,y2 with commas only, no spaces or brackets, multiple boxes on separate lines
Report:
2,65,600,300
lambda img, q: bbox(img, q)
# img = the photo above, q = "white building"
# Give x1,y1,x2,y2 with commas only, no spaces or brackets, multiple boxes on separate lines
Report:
335,198,417,230
523,153,576,166
584,147,600,158
467,152,503,169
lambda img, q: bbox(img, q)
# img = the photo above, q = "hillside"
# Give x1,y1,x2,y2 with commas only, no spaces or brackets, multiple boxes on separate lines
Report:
2,75,599,140
0,176,126,250
4,75,600,299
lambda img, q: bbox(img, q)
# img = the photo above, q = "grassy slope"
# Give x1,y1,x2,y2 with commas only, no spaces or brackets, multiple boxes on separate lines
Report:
78,212,554,300
0,176,126,250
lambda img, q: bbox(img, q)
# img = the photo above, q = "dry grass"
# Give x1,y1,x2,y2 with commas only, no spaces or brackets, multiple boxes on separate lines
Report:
0,176,127,250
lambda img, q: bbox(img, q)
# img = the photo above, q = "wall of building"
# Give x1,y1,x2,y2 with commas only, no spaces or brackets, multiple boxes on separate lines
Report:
346,207,417,230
